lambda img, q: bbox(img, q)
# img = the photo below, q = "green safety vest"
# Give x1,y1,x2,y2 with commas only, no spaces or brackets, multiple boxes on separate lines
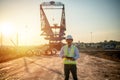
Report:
63,45,76,64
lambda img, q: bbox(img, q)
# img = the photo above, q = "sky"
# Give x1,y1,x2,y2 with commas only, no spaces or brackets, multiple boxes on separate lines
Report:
0,0,120,46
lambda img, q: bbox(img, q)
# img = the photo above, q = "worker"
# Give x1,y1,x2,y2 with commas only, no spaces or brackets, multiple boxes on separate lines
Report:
60,35,79,80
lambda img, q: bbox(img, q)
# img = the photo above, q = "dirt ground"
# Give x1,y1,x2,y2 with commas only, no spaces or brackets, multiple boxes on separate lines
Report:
0,52,120,80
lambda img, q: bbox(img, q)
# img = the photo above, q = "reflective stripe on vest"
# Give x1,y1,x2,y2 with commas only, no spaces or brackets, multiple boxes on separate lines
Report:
63,45,76,64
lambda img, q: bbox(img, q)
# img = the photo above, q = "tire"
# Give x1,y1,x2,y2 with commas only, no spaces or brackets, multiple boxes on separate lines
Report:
51,48,57,55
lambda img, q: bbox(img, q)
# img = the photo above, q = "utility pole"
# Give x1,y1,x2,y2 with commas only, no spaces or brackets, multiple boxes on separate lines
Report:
1,32,2,48
0,32,2,52
16,32,18,47
90,32,92,43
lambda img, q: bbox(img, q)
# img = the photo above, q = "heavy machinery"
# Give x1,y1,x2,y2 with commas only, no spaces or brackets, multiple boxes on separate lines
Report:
40,1,66,54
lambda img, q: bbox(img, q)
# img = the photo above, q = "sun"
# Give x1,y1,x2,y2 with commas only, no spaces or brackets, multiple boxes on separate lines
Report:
1,22,15,36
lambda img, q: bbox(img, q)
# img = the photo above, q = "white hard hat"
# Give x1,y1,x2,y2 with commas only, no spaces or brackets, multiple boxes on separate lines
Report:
66,35,73,40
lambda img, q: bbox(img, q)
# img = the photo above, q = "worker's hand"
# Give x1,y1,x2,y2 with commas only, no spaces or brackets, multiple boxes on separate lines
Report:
62,56,67,58
62,56,70,59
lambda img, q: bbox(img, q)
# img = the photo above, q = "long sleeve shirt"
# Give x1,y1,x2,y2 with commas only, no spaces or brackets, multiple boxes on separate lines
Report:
59,45,80,60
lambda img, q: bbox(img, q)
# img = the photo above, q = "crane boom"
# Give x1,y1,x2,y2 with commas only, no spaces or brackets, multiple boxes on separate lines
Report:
40,1,66,52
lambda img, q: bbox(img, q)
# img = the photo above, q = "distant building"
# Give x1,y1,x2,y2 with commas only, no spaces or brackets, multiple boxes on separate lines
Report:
103,44,115,49
115,45,120,49
73,40,120,50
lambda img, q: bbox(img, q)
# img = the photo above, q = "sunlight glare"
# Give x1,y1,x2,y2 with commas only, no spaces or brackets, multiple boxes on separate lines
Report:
1,22,15,36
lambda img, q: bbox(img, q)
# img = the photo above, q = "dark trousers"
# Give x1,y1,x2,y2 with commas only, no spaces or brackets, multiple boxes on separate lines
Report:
64,64,78,80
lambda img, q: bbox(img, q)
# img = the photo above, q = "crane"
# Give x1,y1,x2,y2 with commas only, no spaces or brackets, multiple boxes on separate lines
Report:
40,1,66,54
